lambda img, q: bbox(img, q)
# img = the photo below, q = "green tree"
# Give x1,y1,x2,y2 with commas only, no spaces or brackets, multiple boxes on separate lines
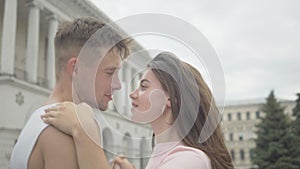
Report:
252,90,297,169
290,93,300,167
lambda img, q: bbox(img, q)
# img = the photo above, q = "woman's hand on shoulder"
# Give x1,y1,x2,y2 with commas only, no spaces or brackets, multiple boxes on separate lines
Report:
41,102,94,137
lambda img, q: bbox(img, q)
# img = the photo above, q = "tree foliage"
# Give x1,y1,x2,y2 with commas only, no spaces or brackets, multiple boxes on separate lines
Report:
252,91,298,169
290,93,300,167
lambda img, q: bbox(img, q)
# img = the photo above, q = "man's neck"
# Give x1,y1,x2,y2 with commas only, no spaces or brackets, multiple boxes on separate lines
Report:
44,82,72,105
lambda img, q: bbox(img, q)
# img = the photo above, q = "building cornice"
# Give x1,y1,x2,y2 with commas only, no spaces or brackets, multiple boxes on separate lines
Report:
72,0,111,21
35,0,72,20
35,0,111,22
0,75,50,96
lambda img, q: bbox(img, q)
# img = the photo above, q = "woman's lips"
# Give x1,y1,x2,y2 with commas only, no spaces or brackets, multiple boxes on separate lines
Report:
132,102,138,108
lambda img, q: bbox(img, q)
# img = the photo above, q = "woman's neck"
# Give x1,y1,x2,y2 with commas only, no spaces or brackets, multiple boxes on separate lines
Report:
151,118,180,143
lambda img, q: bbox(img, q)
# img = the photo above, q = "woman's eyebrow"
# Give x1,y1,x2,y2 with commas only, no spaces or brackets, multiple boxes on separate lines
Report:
140,79,151,84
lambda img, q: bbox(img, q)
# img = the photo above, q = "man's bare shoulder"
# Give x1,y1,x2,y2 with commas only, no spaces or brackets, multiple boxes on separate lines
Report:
36,126,79,169
39,126,74,144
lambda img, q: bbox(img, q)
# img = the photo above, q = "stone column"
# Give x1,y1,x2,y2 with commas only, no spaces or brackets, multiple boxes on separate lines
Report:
124,65,132,115
0,0,18,75
25,1,40,83
113,65,125,113
46,15,58,89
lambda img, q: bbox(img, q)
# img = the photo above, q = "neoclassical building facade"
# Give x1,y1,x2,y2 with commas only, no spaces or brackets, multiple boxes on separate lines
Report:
221,99,295,169
0,0,152,168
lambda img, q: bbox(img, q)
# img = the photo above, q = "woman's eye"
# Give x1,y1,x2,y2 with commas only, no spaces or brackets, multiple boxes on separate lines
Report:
140,84,147,90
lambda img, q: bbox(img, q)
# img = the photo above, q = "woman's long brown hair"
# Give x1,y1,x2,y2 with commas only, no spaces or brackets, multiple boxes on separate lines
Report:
148,52,234,169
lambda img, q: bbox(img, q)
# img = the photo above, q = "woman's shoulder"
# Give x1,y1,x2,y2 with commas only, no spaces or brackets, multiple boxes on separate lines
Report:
160,144,212,169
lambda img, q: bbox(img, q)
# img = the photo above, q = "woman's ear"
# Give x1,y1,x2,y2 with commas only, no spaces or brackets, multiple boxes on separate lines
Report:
166,98,171,108
66,57,77,76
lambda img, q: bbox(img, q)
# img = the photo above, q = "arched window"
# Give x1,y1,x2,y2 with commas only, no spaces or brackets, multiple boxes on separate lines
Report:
102,128,114,161
122,132,133,158
140,137,149,169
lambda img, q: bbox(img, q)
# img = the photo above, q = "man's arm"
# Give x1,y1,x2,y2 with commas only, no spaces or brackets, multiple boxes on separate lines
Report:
39,126,79,169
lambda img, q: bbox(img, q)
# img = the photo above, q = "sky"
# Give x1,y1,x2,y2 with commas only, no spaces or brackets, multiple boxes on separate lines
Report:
90,0,300,102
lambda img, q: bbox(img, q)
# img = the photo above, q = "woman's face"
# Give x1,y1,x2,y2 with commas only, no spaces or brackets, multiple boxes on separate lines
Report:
130,69,168,123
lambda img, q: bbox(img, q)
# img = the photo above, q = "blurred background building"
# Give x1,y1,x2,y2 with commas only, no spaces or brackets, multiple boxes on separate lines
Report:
221,99,295,169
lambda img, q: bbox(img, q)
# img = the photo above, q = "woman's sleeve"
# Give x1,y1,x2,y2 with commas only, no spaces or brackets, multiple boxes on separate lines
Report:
159,147,211,169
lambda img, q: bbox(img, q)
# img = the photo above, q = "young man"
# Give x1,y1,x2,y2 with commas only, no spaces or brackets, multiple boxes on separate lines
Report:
10,17,130,169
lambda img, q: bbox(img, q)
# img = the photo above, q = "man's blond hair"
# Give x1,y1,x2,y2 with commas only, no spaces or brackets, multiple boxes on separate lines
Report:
54,17,130,80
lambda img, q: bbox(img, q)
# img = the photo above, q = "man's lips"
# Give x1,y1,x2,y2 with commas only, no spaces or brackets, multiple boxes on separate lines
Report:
105,94,112,100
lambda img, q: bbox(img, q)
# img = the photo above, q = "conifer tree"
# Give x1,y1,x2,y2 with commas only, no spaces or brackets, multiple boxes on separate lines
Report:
290,93,300,167
252,91,297,169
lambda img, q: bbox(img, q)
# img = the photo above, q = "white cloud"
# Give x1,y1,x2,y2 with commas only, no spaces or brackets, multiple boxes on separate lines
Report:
90,0,300,101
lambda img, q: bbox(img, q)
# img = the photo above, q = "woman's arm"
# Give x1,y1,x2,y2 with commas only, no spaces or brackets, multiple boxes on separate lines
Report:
41,102,110,169
73,123,110,169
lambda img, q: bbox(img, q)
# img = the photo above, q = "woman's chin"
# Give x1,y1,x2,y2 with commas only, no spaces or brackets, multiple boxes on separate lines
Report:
131,112,146,123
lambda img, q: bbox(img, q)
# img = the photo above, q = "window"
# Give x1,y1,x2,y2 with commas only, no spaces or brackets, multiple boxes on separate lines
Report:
229,133,234,141
239,135,243,141
123,133,133,158
250,149,255,160
140,137,149,168
237,112,241,120
228,113,232,121
230,150,235,161
256,111,260,119
240,150,245,160
246,111,250,120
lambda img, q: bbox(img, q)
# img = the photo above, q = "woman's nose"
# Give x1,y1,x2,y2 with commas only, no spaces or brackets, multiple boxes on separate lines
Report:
130,89,138,99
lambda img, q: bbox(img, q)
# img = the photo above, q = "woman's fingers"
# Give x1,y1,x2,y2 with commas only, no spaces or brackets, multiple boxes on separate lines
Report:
41,110,59,119
42,117,56,125
113,156,122,163
41,102,85,136
112,156,135,169
45,103,64,112
41,102,96,137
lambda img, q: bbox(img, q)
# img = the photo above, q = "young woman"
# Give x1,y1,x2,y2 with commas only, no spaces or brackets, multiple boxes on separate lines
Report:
41,52,234,169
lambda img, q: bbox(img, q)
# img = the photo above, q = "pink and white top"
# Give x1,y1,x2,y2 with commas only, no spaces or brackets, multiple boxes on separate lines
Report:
145,141,212,169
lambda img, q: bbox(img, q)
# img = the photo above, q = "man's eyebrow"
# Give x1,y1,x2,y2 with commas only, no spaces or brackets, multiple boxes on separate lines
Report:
105,66,121,71
140,79,151,84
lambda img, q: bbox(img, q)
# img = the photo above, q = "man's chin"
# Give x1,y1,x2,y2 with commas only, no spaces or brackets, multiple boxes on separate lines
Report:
97,104,108,111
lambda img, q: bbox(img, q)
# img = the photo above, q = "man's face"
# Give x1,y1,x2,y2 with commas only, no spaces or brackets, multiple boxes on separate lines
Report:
94,49,122,111
74,48,122,111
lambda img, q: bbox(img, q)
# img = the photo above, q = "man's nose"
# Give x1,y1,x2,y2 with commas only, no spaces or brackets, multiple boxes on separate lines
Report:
112,74,122,91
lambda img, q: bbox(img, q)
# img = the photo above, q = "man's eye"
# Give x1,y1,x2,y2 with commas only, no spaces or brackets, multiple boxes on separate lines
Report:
106,72,114,75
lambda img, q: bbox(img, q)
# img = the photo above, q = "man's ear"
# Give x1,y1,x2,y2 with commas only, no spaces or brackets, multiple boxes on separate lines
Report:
66,57,77,76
